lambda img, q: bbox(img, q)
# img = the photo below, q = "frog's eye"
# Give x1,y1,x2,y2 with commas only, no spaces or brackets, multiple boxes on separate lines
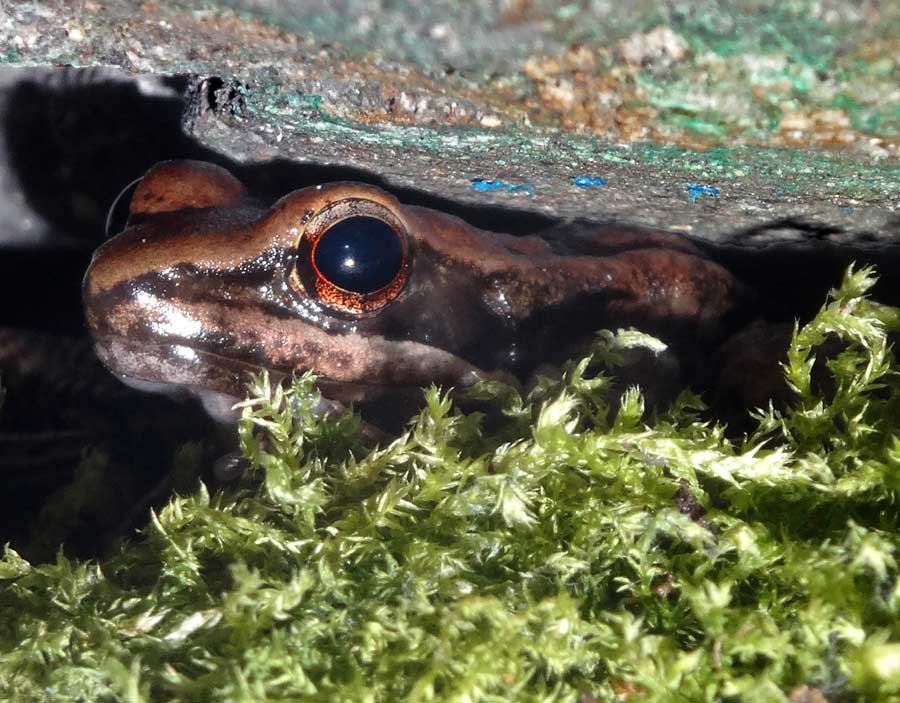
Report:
292,200,410,314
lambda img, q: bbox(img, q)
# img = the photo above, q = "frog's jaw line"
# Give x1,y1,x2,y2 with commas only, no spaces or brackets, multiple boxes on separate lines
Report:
91,331,488,422
92,336,248,400
94,334,385,426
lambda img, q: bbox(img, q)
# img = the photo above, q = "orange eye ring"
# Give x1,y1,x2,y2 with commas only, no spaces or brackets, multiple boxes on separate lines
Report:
291,198,410,314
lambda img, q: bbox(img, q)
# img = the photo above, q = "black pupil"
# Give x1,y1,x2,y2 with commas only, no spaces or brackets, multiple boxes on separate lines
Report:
313,216,403,293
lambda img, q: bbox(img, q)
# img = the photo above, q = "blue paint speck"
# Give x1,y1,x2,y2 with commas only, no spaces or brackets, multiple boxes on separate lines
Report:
686,184,721,204
507,183,534,195
471,179,505,192
572,176,607,189
841,206,854,214
471,178,534,196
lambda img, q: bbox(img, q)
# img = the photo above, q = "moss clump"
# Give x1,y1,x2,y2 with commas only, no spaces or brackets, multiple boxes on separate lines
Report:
3,268,900,702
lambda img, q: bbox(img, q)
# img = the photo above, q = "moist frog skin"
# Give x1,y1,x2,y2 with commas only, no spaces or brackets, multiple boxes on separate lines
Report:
83,159,757,420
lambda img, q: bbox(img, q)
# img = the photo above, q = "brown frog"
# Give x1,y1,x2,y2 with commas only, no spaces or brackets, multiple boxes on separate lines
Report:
83,159,762,422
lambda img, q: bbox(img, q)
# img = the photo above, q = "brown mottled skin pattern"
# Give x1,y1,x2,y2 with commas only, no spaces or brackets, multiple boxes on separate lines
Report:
83,159,758,419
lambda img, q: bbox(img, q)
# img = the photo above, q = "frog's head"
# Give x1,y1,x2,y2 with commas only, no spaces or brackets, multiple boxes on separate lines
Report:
84,160,743,420
83,161,536,417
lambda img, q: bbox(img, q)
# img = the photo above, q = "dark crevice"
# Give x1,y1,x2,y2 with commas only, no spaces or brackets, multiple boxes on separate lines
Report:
699,218,900,323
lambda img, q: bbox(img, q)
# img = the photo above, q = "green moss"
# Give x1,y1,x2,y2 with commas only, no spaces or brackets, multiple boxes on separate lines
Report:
3,268,900,701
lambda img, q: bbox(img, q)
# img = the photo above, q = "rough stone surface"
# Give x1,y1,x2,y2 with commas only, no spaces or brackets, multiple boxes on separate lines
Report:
1,0,897,245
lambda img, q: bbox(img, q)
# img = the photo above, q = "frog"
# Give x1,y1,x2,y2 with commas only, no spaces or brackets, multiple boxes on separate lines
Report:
82,159,770,425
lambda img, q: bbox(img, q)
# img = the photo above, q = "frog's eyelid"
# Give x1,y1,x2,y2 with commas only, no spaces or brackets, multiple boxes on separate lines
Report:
129,160,248,219
106,160,249,239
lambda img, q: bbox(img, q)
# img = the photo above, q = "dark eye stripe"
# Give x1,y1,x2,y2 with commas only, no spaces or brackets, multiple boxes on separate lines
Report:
313,216,403,294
